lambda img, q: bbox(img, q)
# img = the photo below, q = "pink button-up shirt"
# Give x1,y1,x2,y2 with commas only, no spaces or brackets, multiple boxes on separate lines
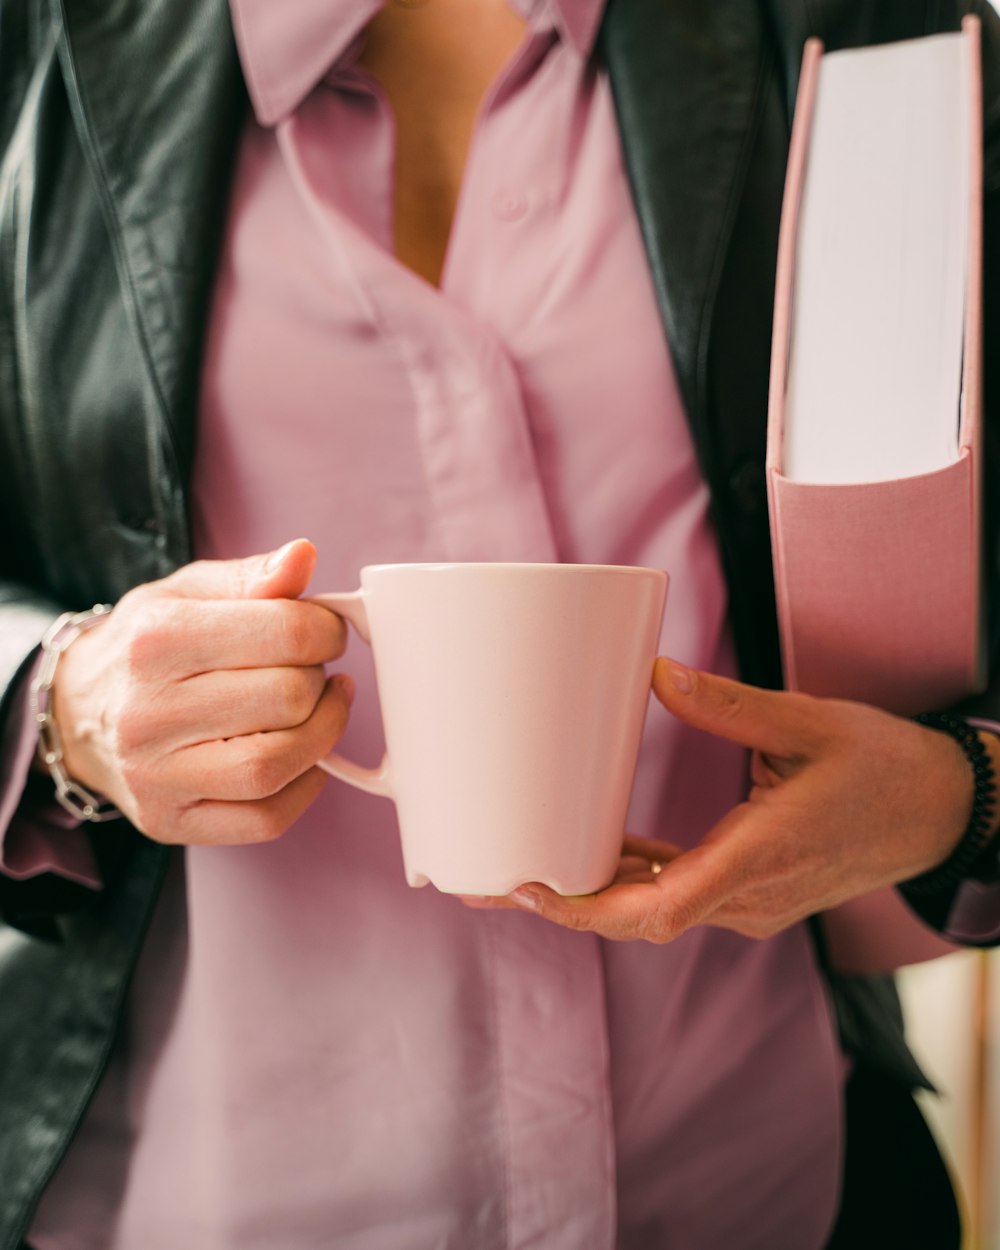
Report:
23,2,849,1246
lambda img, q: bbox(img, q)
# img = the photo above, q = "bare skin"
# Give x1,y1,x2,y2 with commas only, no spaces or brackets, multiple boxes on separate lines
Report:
467,659,1000,943
52,541,352,845
48,7,1000,925
357,0,528,285
49,5,530,843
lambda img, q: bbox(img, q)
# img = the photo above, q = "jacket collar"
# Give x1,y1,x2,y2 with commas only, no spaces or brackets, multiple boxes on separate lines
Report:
230,0,607,126
54,0,772,475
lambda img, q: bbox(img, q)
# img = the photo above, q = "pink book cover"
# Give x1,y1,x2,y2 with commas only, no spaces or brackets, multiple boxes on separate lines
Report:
766,18,984,720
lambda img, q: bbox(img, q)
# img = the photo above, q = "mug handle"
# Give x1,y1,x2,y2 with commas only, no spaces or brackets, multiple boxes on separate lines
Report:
309,591,393,799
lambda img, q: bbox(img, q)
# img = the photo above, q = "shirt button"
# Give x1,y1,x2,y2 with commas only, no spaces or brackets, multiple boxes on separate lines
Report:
492,190,529,222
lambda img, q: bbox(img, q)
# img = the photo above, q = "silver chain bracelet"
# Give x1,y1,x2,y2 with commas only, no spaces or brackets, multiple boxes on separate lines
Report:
31,604,123,822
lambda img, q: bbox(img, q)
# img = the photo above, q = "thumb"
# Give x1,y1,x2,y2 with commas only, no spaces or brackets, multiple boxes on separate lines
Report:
652,657,820,759
161,538,318,601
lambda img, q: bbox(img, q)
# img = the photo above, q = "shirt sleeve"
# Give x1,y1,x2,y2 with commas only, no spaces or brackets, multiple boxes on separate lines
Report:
822,887,964,974
0,651,101,888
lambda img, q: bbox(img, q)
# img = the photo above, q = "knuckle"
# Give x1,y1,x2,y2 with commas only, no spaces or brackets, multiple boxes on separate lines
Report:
277,668,322,725
704,681,745,723
326,685,353,741
114,701,148,755
278,606,316,660
559,905,592,932
171,803,234,847
127,790,169,842
242,804,287,844
115,582,152,615
633,912,665,944
116,743,143,792
789,691,833,742
161,558,210,594
643,900,687,944
123,600,180,673
322,611,349,658
229,561,259,599
113,681,173,755
236,742,289,798
141,819,176,846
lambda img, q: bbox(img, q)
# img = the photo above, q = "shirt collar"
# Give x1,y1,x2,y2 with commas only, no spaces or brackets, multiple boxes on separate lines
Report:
229,0,606,127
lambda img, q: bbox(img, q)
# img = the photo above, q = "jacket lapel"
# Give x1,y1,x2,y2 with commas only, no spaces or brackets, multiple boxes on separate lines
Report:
54,0,776,506
600,0,774,443
54,0,245,483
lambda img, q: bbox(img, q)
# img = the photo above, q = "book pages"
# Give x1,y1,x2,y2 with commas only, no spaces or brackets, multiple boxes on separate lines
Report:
783,33,970,485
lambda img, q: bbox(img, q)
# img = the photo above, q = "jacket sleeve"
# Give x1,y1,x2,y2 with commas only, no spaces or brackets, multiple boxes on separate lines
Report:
0,646,103,885
0,0,70,679
0,599,107,935
0,1,110,936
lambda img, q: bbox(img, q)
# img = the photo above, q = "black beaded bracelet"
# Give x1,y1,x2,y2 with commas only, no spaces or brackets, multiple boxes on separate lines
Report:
900,712,999,895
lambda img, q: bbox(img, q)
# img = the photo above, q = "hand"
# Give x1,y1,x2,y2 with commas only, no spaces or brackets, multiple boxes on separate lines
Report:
51,539,352,845
490,658,997,943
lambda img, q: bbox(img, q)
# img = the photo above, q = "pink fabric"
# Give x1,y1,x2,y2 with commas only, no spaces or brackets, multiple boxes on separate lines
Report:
0,654,99,886
23,2,852,1246
769,464,980,714
766,32,983,719
1,11,996,1245
822,888,964,974
946,878,1000,941
824,717,1000,965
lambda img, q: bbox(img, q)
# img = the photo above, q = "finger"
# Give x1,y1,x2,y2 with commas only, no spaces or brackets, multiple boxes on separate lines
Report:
132,598,347,677
652,658,824,759
621,834,685,864
613,869,665,886
455,894,522,910
158,538,317,603
508,880,682,942
177,676,353,801
465,853,676,911
169,765,331,846
618,854,659,875
512,807,763,942
161,665,329,744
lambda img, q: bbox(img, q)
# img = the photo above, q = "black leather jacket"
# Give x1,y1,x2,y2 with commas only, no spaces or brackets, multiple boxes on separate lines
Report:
2,0,999,1244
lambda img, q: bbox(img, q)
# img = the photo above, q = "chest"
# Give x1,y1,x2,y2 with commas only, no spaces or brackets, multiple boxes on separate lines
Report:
356,0,529,284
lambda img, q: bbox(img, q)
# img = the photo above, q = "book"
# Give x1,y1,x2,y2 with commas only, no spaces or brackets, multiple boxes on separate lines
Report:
766,17,984,716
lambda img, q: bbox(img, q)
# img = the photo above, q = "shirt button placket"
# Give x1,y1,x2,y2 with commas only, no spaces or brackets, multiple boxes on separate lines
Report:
491,189,529,222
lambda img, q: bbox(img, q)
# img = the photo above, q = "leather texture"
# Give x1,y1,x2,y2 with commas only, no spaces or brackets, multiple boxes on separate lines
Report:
2,0,999,1243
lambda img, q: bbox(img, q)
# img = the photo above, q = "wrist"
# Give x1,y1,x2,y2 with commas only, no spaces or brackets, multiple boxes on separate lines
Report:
32,606,122,823
901,713,1000,894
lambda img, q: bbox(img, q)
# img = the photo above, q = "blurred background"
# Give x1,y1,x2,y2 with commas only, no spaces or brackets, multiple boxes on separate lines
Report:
894,8,998,1249
900,951,997,1249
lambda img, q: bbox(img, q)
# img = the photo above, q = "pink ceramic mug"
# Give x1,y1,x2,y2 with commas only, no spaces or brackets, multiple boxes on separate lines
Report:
313,562,668,896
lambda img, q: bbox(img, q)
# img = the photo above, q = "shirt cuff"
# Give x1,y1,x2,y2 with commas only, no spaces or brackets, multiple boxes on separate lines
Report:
822,886,963,974
0,652,102,888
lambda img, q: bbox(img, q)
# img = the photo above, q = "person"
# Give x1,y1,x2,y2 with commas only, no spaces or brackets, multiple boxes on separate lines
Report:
1,0,999,1247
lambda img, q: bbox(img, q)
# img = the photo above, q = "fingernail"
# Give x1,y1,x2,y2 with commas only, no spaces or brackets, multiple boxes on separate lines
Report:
666,661,693,693
510,887,541,911
265,538,309,571
265,541,295,571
